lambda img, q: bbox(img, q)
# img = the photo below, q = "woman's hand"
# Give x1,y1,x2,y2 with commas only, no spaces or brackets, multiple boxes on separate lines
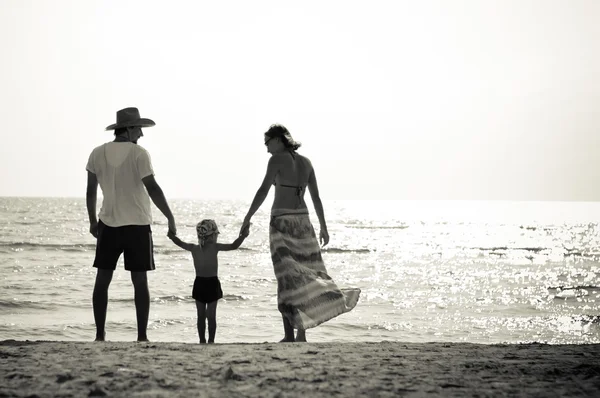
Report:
319,228,329,247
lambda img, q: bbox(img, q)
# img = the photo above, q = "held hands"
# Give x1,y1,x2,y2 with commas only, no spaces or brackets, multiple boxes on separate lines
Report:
240,222,251,238
167,230,176,240
239,218,251,237
168,218,177,236
319,227,329,247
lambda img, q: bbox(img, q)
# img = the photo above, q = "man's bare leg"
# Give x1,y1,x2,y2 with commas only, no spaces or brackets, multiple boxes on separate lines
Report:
131,271,150,342
92,269,114,341
206,301,218,343
296,329,307,342
196,301,207,344
280,315,295,342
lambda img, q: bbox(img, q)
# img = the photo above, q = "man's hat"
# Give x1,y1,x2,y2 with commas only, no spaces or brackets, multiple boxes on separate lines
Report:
105,107,155,130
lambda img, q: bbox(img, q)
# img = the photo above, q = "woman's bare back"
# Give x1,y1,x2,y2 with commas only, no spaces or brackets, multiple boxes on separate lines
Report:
272,152,313,210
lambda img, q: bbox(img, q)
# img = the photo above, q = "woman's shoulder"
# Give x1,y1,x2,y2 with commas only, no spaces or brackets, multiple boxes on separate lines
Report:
272,151,311,161
297,152,310,161
295,153,312,168
269,152,313,171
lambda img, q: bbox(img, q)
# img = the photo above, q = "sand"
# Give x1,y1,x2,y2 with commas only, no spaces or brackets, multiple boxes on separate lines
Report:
1,340,600,397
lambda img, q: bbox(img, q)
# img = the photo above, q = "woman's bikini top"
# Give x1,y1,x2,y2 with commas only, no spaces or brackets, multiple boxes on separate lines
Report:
273,150,305,206
276,183,304,208
283,183,304,197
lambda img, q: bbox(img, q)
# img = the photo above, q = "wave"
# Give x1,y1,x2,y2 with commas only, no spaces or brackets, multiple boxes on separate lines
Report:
0,299,57,312
0,241,261,255
158,246,255,255
473,246,600,259
0,241,368,255
322,248,372,254
223,294,252,301
111,293,253,304
560,250,600,258
162,246,374,255
519,225,539,231
108,295,187,304
251,277,276,283
547,286,600,300
548,285,600,292
345,225,409,230
0,241,95,252
473,247,546,253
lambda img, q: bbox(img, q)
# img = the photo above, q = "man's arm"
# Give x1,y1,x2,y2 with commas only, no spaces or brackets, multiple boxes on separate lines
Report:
142,174,176,235
86,171,99,238
167,232,195,251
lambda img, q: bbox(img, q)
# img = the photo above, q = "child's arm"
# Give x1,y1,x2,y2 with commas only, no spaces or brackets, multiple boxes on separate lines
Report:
167,231,195,251
216,224,250,251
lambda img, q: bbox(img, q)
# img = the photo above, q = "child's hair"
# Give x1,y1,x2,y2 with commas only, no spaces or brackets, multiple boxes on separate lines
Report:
196,219,220,247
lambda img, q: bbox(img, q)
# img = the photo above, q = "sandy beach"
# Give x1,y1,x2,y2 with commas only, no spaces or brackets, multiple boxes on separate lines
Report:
2,340,600,397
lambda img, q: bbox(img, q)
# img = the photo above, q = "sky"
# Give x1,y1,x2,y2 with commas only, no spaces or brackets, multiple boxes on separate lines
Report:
0,0,599,201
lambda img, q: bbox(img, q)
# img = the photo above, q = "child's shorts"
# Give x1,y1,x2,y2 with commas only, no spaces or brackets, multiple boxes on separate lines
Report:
192,276,223,303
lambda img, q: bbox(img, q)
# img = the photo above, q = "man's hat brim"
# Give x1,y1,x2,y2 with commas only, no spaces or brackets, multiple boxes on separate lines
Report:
105,118,155,130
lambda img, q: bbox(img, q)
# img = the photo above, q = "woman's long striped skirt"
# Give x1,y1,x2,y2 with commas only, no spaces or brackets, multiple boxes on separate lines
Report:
269,211,361,329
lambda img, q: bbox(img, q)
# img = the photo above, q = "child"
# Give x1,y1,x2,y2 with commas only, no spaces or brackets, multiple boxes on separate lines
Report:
167,219,249,344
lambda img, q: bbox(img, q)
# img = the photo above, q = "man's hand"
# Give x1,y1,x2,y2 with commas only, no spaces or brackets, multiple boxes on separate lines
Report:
90,221,99,238
319,228,329,247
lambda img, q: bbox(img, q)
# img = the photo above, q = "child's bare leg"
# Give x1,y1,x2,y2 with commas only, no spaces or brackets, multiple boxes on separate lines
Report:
195,301,207,344
206,301,218,343
280,315,295,342
296,329,307,342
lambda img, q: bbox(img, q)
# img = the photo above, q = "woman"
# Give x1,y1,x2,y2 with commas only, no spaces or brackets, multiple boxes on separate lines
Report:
240,124,360,342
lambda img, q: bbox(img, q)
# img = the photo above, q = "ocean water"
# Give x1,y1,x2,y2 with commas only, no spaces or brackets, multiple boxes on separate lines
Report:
1,197,600,344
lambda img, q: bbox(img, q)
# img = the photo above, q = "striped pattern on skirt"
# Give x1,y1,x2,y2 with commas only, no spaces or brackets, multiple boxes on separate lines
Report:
270,211,361,329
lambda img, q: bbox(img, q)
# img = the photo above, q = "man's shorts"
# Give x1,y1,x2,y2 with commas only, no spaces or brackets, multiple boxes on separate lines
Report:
93,220,155,271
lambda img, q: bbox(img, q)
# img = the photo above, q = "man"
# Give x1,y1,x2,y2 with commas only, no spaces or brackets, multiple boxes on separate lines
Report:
86,107,177,342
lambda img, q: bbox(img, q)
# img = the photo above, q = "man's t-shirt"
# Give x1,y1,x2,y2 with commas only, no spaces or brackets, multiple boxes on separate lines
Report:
86,142,154,227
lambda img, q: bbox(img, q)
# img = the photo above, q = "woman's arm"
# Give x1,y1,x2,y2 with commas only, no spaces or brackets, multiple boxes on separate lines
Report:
307,168,329,246
167,231,195,251
240,156,280,234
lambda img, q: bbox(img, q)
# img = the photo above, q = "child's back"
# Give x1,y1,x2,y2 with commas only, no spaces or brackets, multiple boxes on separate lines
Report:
190,243,219,277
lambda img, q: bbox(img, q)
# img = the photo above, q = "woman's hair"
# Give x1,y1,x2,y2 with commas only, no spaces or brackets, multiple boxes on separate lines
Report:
265,124,302,151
